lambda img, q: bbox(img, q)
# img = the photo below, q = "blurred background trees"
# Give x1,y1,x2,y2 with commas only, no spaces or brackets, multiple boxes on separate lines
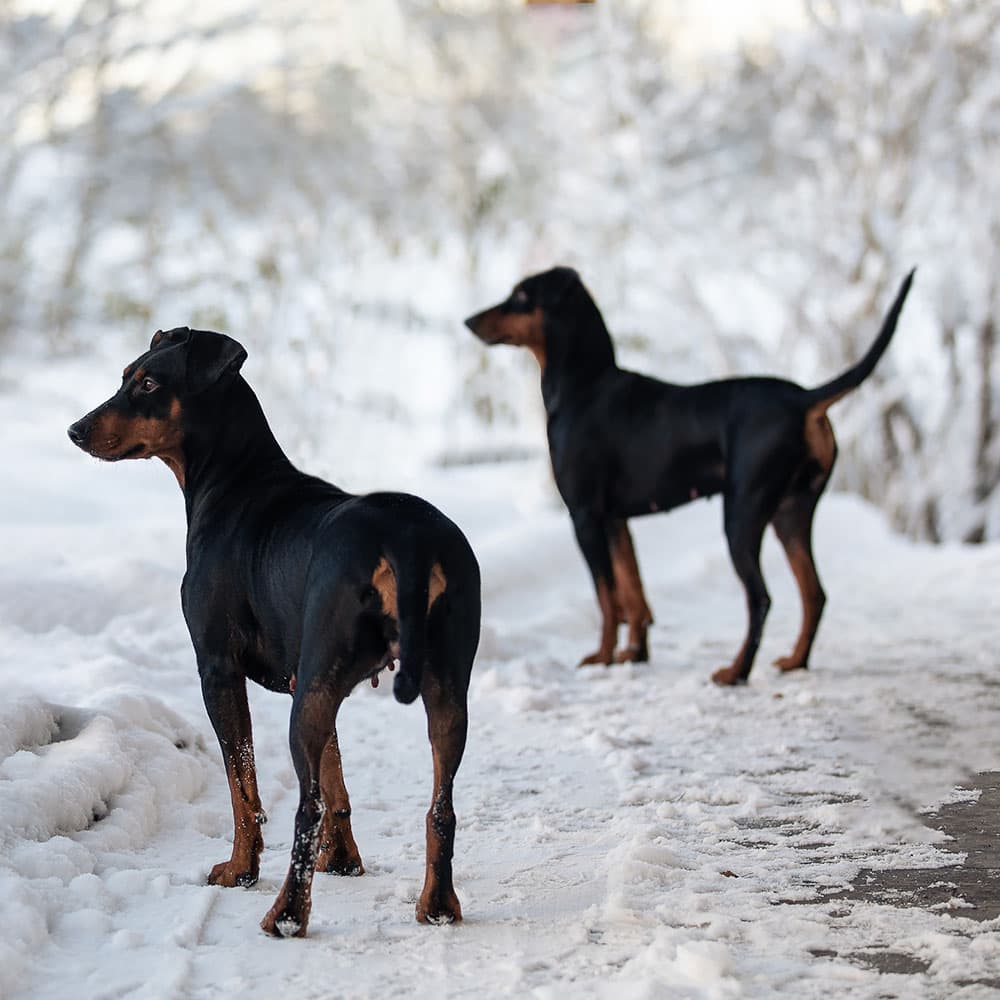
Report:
1,0,997,541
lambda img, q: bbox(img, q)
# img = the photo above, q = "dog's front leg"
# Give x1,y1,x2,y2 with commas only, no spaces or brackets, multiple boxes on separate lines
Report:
200,664,265,887
571,511,618,665
608,519,653,663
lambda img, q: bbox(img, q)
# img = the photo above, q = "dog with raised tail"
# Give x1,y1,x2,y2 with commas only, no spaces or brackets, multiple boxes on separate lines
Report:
466,267,914,685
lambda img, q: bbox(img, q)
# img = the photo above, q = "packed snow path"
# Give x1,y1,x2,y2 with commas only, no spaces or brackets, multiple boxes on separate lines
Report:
2,366,1000,998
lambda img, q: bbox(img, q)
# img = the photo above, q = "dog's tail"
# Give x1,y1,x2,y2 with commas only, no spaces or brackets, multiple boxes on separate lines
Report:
804,269,915,413
391,558,447,705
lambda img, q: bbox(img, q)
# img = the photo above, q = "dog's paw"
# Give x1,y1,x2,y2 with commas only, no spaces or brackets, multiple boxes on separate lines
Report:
711,665,747,687
613,644,648,664
316,846,364,876
773,655,808,673
260,907,308,938
208,860,259,888
416,889,463,925
579,649,613,667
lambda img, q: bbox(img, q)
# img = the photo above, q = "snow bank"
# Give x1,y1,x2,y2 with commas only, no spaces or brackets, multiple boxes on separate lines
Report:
0,693,208,998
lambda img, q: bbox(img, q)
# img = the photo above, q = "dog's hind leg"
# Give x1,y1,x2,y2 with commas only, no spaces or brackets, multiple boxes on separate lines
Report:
609,520,653,663
315,729,364,876
771,480,829,673
712,487,780,687
415,597,476,925
261,683,342,938
417,678,468,925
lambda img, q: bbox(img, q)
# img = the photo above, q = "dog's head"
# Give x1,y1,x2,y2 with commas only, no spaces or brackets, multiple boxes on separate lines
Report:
464,266,614,377
67,327,246,486
463,266,582,369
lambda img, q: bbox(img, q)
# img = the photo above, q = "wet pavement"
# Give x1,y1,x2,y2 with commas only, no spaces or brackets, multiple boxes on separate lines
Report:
830,772,1000,987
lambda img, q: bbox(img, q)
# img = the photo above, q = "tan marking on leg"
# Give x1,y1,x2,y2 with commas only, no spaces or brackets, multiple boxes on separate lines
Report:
579,579,618,666
805,409,836,473
416,685,466,925
773,534,826,673
609,523,653,662
712,637,750,687
209,741,264,887
428,562,447,609
372,557,398,620
261,690,340,938
771,486,828,673
315,731,363,876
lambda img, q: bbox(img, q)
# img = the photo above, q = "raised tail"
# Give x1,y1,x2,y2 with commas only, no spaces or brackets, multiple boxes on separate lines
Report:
391,558,447,705
804,269,916,412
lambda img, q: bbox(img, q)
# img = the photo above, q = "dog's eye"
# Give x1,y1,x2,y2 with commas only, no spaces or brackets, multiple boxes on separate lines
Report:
512,289,529,306
138,376,160,394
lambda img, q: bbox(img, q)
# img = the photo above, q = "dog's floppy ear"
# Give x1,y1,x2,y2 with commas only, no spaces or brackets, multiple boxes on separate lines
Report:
150,326,193,351
184,329,248,394
547,266,580,306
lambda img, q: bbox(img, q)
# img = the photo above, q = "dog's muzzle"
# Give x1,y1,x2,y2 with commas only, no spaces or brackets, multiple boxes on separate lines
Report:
67,418,91,450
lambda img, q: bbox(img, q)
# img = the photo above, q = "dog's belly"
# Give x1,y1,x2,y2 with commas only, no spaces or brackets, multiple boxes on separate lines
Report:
243,648,295,694
227,613,297,693
622,481,723,518
615,452,725,518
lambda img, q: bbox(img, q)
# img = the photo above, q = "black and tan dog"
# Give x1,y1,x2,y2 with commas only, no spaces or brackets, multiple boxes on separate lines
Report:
68,327,481,936
466,267,913,685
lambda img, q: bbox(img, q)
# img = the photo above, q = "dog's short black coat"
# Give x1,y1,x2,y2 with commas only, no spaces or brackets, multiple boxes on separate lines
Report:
69,327,481,936
466,266,913,685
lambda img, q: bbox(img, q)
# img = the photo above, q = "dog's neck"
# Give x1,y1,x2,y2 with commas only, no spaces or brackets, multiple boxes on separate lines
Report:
181,376,296,522
540,287,617,415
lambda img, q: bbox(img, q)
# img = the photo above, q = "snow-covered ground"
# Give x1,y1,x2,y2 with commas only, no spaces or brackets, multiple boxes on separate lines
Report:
2,355,1000,999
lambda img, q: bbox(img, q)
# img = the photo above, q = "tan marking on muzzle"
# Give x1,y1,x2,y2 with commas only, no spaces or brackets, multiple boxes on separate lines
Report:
86,396,186,487
473,307,546,369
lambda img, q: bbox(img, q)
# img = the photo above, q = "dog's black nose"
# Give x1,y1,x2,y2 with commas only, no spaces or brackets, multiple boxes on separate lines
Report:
67,421,86,447
463,315,479,332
